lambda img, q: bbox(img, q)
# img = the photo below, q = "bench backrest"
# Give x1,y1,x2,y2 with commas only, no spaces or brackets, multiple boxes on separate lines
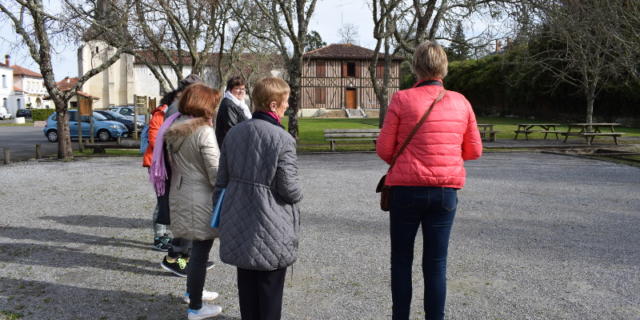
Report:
324,129,380,139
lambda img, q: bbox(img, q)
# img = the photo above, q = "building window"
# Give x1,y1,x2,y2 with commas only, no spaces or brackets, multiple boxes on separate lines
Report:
342,62,357,78
3,98,6,107
95,47,99,54
2,75,6,88
316,61,326,77
315,87,326,104
376,63,384,79
17,98,21,109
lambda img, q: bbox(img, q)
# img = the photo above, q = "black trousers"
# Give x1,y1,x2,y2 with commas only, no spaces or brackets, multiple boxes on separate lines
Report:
187,239,214,310
237,267,287,320
168,237,192,259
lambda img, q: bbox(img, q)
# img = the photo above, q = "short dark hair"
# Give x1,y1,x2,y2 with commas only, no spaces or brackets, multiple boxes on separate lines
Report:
160,89,179,106
226,76,246,92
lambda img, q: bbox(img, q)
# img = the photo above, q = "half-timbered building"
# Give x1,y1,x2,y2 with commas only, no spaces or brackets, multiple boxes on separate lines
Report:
300,44,402,114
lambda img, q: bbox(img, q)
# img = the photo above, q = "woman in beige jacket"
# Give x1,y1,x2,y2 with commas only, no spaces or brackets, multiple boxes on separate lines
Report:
163,84,223,320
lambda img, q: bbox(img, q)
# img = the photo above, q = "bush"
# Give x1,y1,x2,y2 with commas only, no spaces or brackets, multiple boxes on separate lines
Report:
31,109,55,121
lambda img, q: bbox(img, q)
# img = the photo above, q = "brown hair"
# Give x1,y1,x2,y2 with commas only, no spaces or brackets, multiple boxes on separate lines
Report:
251,77,290,113
412,40,448,80
178,84,221,119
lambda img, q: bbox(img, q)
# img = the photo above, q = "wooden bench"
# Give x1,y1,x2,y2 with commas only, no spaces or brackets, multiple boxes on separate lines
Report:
561,132,624,145
477,124,499,142
323,129,380,151
514,124,562,140
84,139,140,153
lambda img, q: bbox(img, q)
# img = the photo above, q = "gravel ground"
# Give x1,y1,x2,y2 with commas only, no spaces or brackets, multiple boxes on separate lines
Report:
0,152,639,320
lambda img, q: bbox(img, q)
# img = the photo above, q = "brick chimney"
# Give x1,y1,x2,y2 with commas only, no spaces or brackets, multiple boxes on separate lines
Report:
4,55,9,66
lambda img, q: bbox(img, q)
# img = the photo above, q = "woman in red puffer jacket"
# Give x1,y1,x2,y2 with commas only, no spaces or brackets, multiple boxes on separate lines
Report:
376,41,482,320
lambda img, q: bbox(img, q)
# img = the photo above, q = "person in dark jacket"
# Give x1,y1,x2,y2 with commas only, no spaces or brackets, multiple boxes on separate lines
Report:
215,76,251,147
214,77,302,320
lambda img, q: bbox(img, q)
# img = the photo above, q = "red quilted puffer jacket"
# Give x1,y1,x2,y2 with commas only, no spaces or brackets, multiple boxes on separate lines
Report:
376,81,483,189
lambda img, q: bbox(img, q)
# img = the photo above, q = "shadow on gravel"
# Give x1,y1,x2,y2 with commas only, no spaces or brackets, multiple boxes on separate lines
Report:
0,277,241,320
0,243,166,276
0,226,148,250
40,215,148,229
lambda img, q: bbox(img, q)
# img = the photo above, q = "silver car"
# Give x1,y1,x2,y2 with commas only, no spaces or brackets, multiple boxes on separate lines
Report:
109,106,146,124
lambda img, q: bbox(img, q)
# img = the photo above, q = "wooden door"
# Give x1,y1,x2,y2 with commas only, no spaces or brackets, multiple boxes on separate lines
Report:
345,89,357,109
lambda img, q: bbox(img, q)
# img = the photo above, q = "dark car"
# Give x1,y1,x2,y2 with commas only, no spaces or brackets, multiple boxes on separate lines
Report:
16,109,32,118
95,110,142,133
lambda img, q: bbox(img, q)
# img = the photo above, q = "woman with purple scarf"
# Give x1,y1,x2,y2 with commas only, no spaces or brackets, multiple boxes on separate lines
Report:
151,84,224,319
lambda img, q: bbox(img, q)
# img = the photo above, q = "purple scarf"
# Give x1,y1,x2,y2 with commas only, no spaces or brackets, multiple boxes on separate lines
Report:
149,112,181,196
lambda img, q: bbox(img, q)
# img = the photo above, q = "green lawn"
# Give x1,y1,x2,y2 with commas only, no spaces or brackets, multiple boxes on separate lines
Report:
476,116,640,140
280,116,639,152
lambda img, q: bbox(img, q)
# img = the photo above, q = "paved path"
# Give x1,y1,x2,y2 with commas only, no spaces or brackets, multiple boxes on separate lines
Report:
0,153,639,319
0,126,77,161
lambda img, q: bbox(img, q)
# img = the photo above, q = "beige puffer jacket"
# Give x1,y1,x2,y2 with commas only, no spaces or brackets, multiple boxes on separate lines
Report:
164,117,219,240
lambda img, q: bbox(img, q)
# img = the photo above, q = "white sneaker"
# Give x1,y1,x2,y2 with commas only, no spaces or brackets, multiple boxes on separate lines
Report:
187,304,222,320
183,290,220,304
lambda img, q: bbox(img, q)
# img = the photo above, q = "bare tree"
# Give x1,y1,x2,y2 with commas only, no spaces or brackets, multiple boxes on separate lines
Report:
338,23,359,44
368,0,520,124
369,0,402,127
529,0,628,125
130,0,228,92
0,0,129,160
247,0,319,138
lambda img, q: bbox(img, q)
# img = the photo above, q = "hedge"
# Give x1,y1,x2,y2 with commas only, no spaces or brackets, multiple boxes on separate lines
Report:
31,109,55,121
446,47,640,121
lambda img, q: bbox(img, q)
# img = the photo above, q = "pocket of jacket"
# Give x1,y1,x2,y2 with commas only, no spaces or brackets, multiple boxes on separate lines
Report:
176,176,183,190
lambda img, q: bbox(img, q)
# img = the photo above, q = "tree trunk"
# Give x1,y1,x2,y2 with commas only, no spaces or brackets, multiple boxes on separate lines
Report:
585,84,595,131
55,104,73,160
287,54,302,138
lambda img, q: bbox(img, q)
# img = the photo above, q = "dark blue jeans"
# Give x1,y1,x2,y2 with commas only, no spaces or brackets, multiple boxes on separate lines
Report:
390,186,457,320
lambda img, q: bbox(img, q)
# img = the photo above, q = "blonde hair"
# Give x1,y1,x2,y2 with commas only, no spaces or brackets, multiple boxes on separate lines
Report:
412,41,448,80
251,77,290,112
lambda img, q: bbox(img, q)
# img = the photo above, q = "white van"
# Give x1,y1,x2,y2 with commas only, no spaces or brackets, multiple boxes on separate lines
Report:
0,106,11,120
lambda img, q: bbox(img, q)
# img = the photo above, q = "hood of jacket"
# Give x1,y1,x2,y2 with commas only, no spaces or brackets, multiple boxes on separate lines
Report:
164,117,211,151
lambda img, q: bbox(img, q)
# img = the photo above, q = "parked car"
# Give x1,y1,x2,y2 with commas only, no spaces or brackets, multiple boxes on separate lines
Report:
109,106,146,123
43,110,128,143
16,109,32,119
0,106,11,120
95,110,143,133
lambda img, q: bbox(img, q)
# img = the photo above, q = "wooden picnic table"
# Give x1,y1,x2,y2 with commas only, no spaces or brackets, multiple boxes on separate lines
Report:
514,123,562,140
477,124,498,142
561,123,624,145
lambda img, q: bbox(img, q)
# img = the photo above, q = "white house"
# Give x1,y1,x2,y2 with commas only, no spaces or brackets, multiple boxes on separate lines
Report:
6,59,51,114
78,40,217,110
77,40,284,110
0,56,13,115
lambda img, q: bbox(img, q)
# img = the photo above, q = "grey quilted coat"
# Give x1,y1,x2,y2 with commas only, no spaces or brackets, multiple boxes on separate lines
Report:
165,117,219,241
214,114,303,271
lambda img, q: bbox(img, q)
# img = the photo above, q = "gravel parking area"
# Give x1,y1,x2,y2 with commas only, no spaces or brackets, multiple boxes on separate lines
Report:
0,153,639,320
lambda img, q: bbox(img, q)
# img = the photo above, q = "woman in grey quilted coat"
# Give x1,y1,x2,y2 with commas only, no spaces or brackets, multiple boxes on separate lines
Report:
163,84,223,320
214,77,302,320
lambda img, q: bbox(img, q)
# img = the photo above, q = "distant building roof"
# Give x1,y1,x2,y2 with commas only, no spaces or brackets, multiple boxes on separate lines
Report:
55,77,99,99
304,43,404,61
12,65,43,78
13,86,23,92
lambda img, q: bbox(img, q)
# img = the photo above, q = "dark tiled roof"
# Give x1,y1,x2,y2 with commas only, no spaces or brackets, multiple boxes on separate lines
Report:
304,43,403,61
12,65,43,78
56,77,79,91
54,77,98,99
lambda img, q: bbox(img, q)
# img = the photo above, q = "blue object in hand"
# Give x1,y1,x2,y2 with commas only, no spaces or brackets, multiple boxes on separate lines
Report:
211,188,225,228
